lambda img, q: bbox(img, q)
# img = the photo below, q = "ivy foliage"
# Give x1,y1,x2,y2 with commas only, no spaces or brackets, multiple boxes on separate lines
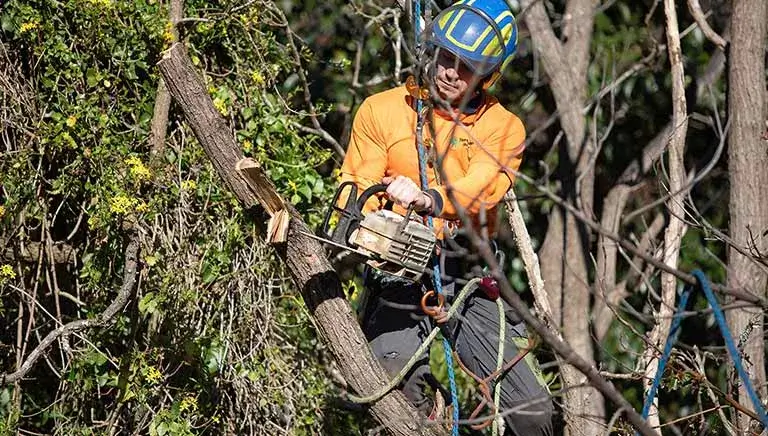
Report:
0,0,349,434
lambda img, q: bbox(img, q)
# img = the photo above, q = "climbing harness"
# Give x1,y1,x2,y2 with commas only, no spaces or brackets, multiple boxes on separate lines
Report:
639,269,768,433
347,278,482,405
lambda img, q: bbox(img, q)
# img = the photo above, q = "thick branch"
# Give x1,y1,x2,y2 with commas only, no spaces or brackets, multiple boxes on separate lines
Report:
521,0,584,156
1,234,139,385
148,0,183,165
503,192,556,330
157,42,442,436
563,0,598,90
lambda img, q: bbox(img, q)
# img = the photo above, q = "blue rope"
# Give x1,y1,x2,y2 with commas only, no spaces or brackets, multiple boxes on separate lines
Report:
413,2,459,434
639,269,768,432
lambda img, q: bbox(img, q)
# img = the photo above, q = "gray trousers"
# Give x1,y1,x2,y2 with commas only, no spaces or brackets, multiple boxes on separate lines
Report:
361,266,554,436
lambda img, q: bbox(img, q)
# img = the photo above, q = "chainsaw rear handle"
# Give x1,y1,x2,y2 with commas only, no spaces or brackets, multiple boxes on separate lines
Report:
355,183,388,211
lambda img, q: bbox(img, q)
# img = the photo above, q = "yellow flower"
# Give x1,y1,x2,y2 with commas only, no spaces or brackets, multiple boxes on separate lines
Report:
242,140,253,153
251,71,264,85
0,205,5,219
287,180,298,194
125,156,151,181
213,97,228,116
20,22,38,33
109,195,136,214
0,264,16,280
180,180,197,191
162,21,175,44
86,0,112,8
66,115,77,128
135,201,149,213
179,395,198,413
144,366,163,384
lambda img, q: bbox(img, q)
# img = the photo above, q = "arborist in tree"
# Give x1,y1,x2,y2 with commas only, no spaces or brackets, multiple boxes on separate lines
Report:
338,1,553,434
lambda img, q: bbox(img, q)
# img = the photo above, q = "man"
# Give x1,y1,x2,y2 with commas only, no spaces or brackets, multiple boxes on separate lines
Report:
339,1,553,434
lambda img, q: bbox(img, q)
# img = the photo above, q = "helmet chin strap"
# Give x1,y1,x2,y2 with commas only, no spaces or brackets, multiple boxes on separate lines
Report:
482,70,502,90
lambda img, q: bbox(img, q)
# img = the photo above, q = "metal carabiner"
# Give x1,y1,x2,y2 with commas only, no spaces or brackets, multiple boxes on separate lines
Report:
420,290,445,318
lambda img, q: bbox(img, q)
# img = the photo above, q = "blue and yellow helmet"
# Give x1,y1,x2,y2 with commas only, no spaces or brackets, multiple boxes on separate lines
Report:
426,0,518,80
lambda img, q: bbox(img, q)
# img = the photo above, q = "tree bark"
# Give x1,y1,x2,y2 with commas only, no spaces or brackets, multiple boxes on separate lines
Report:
157,42,444,436
521,0,605,432
726,0,768,431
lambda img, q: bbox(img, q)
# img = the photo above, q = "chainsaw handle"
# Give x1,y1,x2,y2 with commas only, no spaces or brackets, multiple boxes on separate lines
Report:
356,184,389,211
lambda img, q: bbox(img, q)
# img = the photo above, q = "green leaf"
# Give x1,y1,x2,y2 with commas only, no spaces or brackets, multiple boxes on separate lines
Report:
138,292,159,315
86,68,100,87
155,422,168,436
298,184,312,200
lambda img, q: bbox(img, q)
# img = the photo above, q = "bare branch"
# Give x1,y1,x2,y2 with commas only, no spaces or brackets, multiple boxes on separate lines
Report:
1,234,140,385
503,192,556,329
641,0,690,428
686,0,727,50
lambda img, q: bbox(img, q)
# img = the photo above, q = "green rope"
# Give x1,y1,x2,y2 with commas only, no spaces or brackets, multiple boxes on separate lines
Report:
348,278,481,404
491,297,505,436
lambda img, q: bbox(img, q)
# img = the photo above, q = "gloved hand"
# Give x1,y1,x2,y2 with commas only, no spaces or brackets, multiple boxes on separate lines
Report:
382,175,433,212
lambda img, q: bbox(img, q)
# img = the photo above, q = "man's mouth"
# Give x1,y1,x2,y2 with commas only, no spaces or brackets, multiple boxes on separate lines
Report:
436,79,459,95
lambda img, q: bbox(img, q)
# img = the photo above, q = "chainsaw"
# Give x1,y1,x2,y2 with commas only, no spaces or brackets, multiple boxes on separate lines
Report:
311,182,437,281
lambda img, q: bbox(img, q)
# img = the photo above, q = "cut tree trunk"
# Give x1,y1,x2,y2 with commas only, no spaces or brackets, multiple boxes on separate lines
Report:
727,0,768,432
157,42,444,436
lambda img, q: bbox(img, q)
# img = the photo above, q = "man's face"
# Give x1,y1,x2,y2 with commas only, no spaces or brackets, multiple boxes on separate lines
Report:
433,50,476,104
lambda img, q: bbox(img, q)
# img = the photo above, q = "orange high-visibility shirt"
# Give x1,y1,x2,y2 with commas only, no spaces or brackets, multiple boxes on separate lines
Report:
340,85,525,240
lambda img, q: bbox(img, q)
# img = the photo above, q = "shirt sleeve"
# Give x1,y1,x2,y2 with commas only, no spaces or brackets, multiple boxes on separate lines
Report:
339,98,388,214
432,114,525,219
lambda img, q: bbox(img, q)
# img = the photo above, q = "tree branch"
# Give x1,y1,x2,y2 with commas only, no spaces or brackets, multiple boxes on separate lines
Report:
1,233,139,385
148,0,183,166
503,192,556,330
641,1,689,428
686,0,727,50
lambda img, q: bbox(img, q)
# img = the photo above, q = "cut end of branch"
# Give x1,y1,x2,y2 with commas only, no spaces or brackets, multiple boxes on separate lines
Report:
236,157,287,216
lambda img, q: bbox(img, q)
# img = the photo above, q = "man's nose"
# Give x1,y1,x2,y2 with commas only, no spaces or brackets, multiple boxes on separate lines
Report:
443,67,459,81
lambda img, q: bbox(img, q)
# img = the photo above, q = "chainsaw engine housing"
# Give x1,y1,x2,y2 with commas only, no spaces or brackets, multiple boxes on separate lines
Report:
349,210,436,281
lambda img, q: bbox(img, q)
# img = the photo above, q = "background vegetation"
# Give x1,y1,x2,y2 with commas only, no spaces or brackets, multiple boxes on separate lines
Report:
1,0,765,434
